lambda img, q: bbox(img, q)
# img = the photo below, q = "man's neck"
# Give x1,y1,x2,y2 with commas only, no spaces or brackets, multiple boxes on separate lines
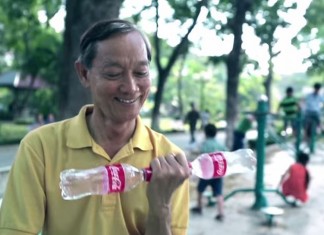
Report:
86,110,136,157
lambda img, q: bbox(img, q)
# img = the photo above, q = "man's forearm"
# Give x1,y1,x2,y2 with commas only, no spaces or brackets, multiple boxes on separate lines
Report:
145,206,172,235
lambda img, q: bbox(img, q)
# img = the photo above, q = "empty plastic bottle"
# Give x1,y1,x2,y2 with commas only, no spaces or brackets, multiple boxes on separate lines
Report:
60,148,256,200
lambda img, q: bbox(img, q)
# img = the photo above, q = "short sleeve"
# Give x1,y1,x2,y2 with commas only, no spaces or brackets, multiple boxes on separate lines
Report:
0,138,45,234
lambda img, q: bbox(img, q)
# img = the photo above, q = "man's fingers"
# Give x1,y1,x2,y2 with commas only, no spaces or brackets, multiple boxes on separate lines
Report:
150,153,190,179
174,152,189,169
164,153,190,178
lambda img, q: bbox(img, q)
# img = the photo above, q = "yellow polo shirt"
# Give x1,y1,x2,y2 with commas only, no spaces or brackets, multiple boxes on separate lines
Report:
0,105,189,235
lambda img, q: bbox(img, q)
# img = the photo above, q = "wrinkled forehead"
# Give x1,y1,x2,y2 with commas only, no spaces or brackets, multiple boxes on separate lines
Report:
93,32,150,66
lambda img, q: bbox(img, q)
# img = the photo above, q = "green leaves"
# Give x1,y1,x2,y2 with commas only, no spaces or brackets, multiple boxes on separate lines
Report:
0,0,62,115
0,0,62,80
298,0,324,75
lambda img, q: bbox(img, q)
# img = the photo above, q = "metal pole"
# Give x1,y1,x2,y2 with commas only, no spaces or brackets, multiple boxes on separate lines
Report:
252,95,268,210
310,120,316,153
295,111,302,157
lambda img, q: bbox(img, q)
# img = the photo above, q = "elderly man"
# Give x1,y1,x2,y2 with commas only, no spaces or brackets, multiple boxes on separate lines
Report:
0,19,190,235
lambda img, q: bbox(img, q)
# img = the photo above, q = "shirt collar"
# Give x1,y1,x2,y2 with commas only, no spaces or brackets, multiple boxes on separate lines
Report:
132,116,153,151
66,105,94,149
66,105,153,151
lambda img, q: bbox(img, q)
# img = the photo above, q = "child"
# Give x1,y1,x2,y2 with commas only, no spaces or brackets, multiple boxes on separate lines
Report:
190,123,227,221
279,151,310,206
277,86,300,136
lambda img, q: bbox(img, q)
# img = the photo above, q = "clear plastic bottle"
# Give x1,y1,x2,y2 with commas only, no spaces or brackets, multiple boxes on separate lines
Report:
60,164,145,200
190,148,256,178
60,148,256,200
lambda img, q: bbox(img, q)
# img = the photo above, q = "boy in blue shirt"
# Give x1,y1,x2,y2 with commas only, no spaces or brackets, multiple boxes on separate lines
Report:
191,123,227,221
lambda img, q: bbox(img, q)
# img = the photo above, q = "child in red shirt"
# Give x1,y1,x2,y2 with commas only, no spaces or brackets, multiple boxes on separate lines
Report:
280,151,310,206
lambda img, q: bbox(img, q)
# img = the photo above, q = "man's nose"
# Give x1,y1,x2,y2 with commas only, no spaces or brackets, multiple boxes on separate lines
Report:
120,73,138,93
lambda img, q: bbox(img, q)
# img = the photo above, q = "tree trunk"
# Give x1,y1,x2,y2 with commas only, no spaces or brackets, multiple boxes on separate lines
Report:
264,67,273,113
59,0,124,119
264,44,274,113
151,0,205,130
225,0,251,148
15,75,37,116
177,54,187,118
151,70,168,131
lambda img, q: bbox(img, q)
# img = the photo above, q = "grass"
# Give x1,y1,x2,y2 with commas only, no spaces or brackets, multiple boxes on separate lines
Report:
0,122,29,145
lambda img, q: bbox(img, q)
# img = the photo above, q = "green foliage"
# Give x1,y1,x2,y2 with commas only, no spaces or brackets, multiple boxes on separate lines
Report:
0,88,14,110
0,0,62,77
167,0,199,20
129,0,266,131
239,75,264,112
0,0,321,128
0,122,28,144
250,0,295,45
29,88,57,116
294,0,324,75
0,88,14,120
24,29,62,83
307,51,324,75
159,54,229,121
0,0,62,116
43,0,62,20
302,0,324,33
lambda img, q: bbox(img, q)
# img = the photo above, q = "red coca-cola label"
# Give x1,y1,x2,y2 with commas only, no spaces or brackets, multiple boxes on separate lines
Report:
105,164,126,193
209,152,227,177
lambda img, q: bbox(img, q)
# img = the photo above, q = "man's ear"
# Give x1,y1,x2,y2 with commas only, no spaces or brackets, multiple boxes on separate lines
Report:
75,60,90,88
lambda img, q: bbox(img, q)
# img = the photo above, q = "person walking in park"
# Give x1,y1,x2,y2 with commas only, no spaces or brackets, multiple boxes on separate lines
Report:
279,151,310,206
232,114,254,151
277,86,300,136
29,113,45,131
0,19,190,235
303,82,324,143
191,123,227,221
185,102,200,143
45,113,56,124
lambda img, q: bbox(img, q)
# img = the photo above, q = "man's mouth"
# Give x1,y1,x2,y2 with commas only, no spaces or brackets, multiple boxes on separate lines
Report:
116,97,138,104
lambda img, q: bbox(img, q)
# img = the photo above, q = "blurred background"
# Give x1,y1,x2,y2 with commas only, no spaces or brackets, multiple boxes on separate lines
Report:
0,0,323,147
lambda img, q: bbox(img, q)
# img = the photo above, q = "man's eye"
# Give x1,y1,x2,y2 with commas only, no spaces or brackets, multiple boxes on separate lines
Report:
103,73,121,79
135,71,149,77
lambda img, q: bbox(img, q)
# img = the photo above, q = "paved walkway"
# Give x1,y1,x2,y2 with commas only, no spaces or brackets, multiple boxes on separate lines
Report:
187,145,324,235
0,144,17,171
168,132,324,235
1,132,324,234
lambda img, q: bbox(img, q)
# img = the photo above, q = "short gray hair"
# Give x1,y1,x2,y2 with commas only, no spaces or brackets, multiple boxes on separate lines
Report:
79,19,152,68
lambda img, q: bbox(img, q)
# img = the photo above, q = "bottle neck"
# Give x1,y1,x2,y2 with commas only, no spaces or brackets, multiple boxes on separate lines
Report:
143,163,194,182
143,167,152,182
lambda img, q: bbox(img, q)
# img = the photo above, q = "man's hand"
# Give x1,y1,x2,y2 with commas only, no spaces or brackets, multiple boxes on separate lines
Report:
145,153,190,235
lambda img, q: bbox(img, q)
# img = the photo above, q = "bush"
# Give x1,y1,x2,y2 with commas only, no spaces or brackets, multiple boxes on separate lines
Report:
0,122,29,145
14,117,34,125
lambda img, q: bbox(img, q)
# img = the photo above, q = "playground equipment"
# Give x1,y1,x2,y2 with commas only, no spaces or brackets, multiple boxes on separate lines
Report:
261,206,284,226
224,95,292,209
267,110,321,155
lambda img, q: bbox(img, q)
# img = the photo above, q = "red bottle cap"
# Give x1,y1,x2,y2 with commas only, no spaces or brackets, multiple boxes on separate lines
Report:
143,167,152,182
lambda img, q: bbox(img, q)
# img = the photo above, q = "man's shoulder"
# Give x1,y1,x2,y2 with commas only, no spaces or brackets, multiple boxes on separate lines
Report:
141,126,183,153
21,116,76,148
